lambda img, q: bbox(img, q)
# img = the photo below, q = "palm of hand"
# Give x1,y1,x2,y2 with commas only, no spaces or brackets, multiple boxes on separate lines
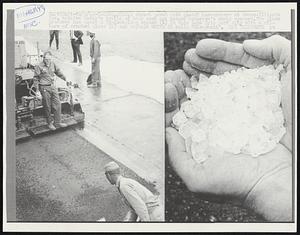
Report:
167,128,291,199
167,35,292,198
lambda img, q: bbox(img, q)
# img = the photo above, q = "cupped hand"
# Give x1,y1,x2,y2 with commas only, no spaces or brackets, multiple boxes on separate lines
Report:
165,35,293,221
166,127,292,221
184,35,292,150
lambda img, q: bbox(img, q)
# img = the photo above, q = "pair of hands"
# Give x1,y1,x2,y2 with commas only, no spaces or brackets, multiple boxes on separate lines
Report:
165,35,293,221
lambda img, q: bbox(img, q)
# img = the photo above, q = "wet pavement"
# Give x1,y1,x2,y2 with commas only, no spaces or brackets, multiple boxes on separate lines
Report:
15,31,164,221
53,57,164,194
15,32,164,190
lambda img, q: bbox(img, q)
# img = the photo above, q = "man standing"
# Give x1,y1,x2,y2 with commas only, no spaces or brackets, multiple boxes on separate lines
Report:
49,30,59,50
70,30,83,66
34,51,68,130
88,31,101,87
104,161,164,221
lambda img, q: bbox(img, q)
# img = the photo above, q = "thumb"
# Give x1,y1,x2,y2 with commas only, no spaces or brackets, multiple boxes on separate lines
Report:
166,127,187,154
165,83,179,113
243,35,291,68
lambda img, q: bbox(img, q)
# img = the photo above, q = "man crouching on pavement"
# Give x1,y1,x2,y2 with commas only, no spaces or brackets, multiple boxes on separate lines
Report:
104,161,164,221
34,51,68,130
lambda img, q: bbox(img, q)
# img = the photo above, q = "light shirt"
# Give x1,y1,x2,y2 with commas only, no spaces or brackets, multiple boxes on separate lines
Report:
34,60,66,85
116,176,160,221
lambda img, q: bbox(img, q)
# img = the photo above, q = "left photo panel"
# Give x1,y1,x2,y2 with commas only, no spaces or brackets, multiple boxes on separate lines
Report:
12,29,165,222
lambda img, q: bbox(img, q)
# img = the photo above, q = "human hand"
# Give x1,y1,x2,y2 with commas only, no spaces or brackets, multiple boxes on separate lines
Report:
183,35,292,151
123,210,138,222
35,90,42,100
165,35,293,221
166,127,292,221
91,58,95,63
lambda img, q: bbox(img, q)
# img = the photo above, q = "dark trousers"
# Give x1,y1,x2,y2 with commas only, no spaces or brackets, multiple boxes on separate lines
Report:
49,31,59,49
71,39,82,63
40,85,61,124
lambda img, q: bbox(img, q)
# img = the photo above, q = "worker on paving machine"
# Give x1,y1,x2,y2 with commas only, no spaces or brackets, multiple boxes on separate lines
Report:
104,161,164,222
34,51,68,130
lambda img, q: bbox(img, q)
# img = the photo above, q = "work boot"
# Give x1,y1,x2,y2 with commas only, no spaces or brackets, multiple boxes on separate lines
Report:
56,122,67,128
78,63,83,66
48,123,56,131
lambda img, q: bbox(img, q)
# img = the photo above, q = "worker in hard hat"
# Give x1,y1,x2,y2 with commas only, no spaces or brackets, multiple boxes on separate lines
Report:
104,161,164,221
34,51,68,130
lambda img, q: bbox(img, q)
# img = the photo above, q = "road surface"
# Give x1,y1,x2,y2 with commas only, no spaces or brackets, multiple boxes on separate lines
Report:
16,129,158,222
15,30,164,221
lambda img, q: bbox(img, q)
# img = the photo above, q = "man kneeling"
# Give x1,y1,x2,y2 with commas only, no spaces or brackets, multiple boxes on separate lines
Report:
104,161,164,221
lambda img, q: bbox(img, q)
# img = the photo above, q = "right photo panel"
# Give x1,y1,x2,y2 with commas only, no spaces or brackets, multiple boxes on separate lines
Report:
164,32,293,223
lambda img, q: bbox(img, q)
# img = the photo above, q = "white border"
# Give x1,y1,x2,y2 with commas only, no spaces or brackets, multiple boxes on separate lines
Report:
3,2,297,233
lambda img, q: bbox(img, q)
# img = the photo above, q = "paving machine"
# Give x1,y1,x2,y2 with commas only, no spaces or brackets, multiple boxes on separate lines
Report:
15,36,85,141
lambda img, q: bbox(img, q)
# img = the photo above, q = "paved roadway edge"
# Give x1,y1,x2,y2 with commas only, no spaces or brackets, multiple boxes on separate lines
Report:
76,126,163,191
49,53,164,194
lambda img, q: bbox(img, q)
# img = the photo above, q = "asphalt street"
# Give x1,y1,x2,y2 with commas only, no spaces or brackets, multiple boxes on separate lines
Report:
15,31,164,222
16,129,157,221
53,56,164,194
